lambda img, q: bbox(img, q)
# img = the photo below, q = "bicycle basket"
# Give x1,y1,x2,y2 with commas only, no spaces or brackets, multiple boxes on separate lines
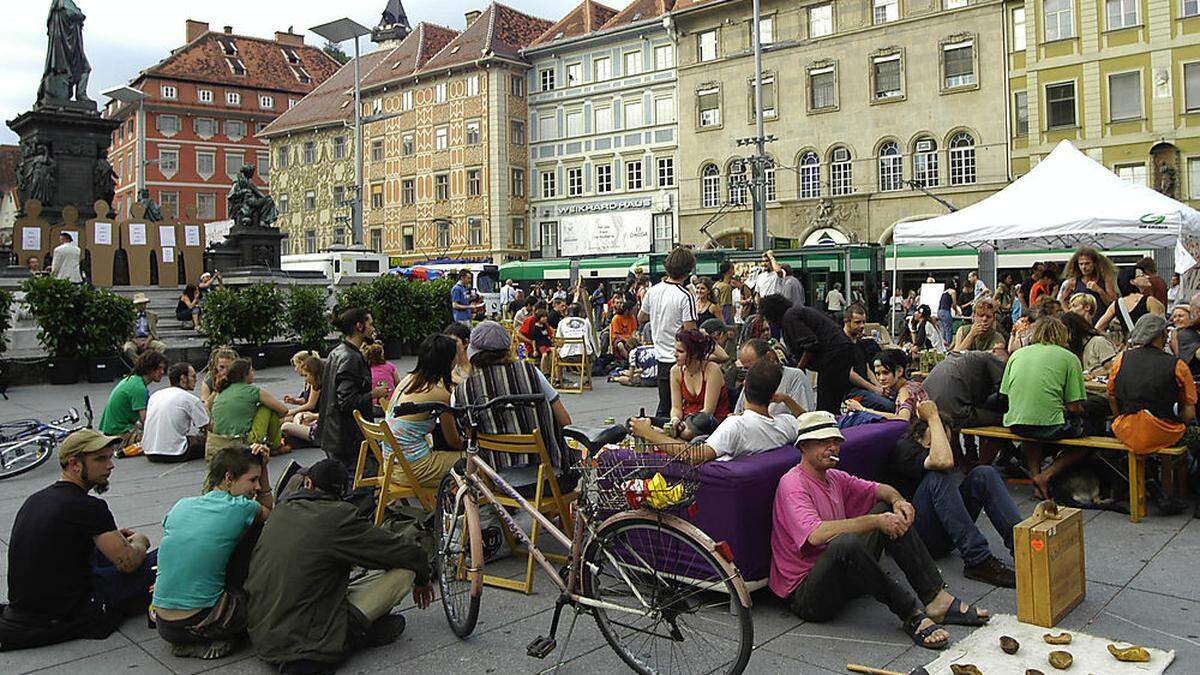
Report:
578,439,701,516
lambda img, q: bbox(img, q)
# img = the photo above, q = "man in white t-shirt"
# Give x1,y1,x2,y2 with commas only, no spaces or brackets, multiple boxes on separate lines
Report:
143,363,210,463
631,359,802,463
639,247,700,416
734,339,815,415
755,251,784,300
556,309,597,359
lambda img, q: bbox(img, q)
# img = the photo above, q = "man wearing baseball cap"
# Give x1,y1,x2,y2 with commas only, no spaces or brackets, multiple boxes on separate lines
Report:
769,411,989,651
0,430,156,650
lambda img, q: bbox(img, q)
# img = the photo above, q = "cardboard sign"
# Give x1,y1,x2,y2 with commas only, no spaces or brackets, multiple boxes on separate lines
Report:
94,221,113,245
162,247,175,264
22,227,41,251
184,225,201,247
129,222,147,246
159,225,176,249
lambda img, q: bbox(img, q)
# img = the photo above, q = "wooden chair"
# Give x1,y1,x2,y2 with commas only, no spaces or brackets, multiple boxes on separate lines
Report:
476,429,577,594
550,336,591,394
352,410,437,524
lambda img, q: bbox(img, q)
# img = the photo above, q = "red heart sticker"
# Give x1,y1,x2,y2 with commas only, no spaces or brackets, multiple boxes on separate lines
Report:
1031,539,1045,552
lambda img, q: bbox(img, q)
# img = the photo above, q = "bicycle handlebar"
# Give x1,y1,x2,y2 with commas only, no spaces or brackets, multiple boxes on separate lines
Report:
392,393,544,420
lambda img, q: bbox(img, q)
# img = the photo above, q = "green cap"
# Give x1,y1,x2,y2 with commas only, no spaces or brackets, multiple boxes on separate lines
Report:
58,429,123,464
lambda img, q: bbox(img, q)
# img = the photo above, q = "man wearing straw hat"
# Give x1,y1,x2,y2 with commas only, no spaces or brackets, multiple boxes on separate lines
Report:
122,292,165,364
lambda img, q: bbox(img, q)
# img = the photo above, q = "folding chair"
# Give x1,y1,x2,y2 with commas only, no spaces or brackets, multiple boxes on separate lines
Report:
476,429,577,594
352,410,437,524
550,336,591,393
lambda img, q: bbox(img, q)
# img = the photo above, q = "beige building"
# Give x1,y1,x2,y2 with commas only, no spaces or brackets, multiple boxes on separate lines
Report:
671,0,1012,248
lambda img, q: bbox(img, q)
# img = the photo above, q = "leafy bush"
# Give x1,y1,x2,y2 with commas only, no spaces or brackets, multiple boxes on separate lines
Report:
409,277,453,342
335,275,453,345
201,283,288,347
200,287,240,347
0,288,12,356
287,285,331,351
80,290,135,359
370,274,413,343
19,278,134,360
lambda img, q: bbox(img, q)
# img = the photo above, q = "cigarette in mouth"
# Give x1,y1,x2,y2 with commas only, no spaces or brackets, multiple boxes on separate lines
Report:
828,455,840,463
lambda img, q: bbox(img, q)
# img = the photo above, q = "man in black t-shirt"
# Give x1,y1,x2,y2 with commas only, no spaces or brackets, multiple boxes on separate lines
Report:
883,401,1021,588
0,430,156,651
759,294,853,414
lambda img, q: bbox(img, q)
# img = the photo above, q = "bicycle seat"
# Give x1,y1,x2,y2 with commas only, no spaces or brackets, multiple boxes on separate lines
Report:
563,424,627,453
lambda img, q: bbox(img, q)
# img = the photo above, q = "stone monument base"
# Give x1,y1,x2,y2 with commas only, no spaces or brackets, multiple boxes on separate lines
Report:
204,225,287,274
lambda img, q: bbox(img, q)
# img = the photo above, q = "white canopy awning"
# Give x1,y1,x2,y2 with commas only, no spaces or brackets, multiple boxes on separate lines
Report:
892,140,1200,272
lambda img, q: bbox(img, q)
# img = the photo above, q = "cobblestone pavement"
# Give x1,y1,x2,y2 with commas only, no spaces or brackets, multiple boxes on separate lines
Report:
0,361,1195,673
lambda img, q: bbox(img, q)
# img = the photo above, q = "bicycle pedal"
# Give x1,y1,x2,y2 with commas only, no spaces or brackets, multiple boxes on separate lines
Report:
526,635,557,659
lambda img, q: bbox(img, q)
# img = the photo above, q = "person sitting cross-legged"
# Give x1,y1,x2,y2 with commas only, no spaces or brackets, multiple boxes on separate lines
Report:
143,362,210,463
0,430,156,650
98,350,167,446
629,359,803,465
153,445,274,659
770,411,990,651
245,459,434,673
883,400,1021,587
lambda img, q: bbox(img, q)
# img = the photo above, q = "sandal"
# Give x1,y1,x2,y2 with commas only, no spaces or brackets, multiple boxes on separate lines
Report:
905,612,949,650
936,595,990,626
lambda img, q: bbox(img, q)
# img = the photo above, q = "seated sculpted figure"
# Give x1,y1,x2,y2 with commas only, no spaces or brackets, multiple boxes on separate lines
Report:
227,164,277,228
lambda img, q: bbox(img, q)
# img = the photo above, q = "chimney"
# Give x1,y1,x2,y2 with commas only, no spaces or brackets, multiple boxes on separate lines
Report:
223,25,233,34
465,10,481,26
185,19,209,43
275,30,304,47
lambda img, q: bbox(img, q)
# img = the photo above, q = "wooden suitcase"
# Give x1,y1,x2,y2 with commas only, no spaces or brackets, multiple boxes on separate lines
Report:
1015,502,1085,627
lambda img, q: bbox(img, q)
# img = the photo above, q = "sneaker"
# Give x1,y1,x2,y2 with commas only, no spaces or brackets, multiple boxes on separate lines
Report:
963,555,1016,588
364,613,407,647
170,639,236,660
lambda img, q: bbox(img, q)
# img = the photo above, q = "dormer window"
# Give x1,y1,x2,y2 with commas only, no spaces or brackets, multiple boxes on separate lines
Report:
226,56,246,76
218,38,238,56
288,63,311,84
281,47,300,64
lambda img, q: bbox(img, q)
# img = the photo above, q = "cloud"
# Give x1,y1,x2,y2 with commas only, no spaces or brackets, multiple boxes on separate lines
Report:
1,0,632,144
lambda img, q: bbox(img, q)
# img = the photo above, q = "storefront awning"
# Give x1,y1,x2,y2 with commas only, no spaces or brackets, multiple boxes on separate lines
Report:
500,255,651,282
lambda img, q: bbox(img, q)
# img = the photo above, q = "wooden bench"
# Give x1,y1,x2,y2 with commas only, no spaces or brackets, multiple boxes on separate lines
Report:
959,426,1186,523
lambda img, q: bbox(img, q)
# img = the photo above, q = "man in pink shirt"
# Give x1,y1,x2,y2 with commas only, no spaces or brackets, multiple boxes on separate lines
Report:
770,411,990,650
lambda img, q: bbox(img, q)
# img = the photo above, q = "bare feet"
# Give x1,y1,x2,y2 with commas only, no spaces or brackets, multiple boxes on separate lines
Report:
926,590,990,624
1031,473,1051,500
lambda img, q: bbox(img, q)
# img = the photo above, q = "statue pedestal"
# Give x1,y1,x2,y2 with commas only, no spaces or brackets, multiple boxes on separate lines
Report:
204,225,287,274
7,106,119,223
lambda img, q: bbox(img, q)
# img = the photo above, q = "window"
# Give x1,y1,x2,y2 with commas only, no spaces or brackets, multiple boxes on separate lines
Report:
402,133,415,155
873,55,902,99
878,141,903,192
194,117,216,138
830,147,853,196
512,168,525,197
541,170,556,198
435,82,447,103
156,114,179,135
627,160,644,190
333,185,345,207
304,141,317,164
538,115,556,140
913,138,939,187
512,218,526,247
198,89,213,104
1106,0,1138,29
226,91,241,106
727,161,748,206
809,5,833,38
279,194,289,214
196,193,216,220
469,219,483,247
370,183,384,209
1012,8,1027,50
945,0,968,8
654,45,674,70
1046,81,1077,127
948,132,976,185
333,136,347,159
466,169,481,197
1044,0,1075,41
402,91,413,110
763,164,777,201
623,100,643,128
595,105,613,133
402,225,415,251
698,86,721,127
304,190,316,211
540,68,555,91
333,228,345,247
653,213,673,251
370,228,383,252
302,229,315,253
594,56,612,81
809,66,836,110
943,41,976,89
698,30,718,62
1109,71,1142,121
289,98,297,109
160,191,179,219
756,17,775,44
750,75,777,120
511,74,525,97
402,179,415,205
158,148,178,175
510,120,526,145
257,152,269,178
1187,0,1200,17
799,152,820,198
276,146,290,170
566,111,583,137
655,97,675,124
259,95,273,109
567,167,583,196
465,121,480,145
195,150,215,179
596,164,613,193
563,63,582,87
466,75,479,96
436,126,448,150
437,220,451,249
701,164,721,207
874,0,898,24
161,85,177,100
1116,163,1147,185
624,51,643,76
225,119,246,141
658,157,675,187
435,174,449,201
1014,91,1029,135
540,222,558,258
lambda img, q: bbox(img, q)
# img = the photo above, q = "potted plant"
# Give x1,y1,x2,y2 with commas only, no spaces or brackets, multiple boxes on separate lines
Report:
371,274,413,358
409,277,453,346
233,283,287,368
20,277,88,384
200,287,240,348
0,288,13,359
79,289,135,383
286,285,331,353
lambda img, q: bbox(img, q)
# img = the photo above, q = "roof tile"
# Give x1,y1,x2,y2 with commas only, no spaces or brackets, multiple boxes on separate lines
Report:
601,0,677,30
141,30,340,94
258,49,392,137
419,3,553,74
361,22,459,90
529,1,619,48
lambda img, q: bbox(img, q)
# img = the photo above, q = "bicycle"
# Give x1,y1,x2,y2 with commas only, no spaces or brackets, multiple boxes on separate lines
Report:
394,394,754,674
0,397,93,480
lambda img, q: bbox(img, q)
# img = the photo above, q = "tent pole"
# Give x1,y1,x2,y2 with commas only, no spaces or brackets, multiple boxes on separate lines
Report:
891,243,899,339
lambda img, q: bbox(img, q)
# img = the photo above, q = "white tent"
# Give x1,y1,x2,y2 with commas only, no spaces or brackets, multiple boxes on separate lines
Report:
893,140,1200,273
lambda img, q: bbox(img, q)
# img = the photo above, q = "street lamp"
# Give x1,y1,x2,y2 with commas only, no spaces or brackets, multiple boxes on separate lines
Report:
310,17,372,248
102,85,147,196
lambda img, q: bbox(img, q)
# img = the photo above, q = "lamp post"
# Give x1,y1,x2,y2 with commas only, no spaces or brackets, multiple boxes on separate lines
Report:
310,18,372,248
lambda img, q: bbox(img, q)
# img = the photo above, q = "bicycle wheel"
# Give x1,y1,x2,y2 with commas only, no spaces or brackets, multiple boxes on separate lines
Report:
583,515,753,674
0,437,55,480
436,474,482,638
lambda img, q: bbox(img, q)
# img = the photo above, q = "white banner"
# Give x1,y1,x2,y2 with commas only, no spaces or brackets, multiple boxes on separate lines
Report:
205,220,234,248
558,209,652,258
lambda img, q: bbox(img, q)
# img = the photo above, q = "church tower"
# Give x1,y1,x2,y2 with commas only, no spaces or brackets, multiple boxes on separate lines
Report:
371,0,411,47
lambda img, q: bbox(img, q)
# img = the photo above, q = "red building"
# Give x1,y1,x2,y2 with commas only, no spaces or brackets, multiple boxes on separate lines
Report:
102,20,340,222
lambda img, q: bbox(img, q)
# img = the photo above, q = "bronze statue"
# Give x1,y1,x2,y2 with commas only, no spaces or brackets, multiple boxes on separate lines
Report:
227,164,278,229
93,153,116,207
133,188,162,222
37,0,92,107
24,145,57,205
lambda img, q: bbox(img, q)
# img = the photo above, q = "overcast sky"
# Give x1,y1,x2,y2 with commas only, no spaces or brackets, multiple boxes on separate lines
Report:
1,0,631,145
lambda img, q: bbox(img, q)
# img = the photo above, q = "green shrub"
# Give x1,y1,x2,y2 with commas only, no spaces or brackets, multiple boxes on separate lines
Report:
21,277,89,359
201,283,287,347
410,277,453,342
370,274,413,343
200,287,240,347
287,285,331,351
80,290,135,359
0,288,12,356
334,275,453,345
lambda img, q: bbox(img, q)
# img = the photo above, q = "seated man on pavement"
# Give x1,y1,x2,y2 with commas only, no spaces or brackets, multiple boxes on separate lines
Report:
770,411,989,651
842,304,891,410
153,445,273,659
98,350,167,445
143,362,210,463
733,338,814,416
883,400,1020,587
0,430,155,650
629,359,804,465
122,293,166,364
246,459,433,673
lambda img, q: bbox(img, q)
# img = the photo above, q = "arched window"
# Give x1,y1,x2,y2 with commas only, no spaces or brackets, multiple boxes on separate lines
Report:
948,131,976,185
701,164,721,208
727,160,748,206
799,151,820,198
878,140,902,192
912,136,939,187
829,145,853,196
